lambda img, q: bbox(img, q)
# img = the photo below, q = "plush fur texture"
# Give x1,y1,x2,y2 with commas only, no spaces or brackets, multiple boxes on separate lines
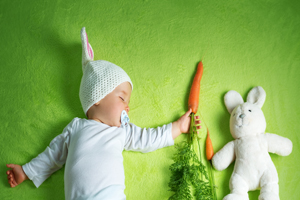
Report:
212,86,293,200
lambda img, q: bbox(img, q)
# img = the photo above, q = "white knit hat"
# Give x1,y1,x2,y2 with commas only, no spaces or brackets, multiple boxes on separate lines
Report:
79,27,133,115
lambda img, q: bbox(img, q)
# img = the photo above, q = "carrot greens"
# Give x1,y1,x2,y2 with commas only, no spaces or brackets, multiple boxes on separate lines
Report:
168,113,214,200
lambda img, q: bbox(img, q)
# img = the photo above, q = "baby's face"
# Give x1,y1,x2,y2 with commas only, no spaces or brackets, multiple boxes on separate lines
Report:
93,82,132,127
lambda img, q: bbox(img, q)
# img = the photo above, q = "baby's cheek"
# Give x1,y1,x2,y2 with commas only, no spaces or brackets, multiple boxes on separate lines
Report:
115,108,123,120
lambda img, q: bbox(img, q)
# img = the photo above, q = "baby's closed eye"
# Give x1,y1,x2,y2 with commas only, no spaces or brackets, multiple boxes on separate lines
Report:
119,96,125,101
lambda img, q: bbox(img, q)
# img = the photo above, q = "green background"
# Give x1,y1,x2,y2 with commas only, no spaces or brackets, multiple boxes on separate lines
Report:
1,0,299,199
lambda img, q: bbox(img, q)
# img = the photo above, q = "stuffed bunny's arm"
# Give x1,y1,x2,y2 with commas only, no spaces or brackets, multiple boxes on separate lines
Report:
265,133,292,156
212,141,235,171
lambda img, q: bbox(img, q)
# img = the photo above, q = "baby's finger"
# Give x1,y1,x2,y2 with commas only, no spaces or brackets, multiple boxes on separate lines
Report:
8,176,17,187
185,108,192,117
195,115,200,120
7,170,13,179
12,178,18,186
10,182,15,188
6,164,15,169
8,173,13,181
8,178,13,187
195,120,201,125
196,125,202,130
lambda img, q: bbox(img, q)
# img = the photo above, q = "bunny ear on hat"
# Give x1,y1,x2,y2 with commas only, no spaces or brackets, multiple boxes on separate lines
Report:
81,27,94,71
79,27,134,115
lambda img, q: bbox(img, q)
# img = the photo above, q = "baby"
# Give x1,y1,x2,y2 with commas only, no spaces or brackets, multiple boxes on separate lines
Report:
6,27,201,200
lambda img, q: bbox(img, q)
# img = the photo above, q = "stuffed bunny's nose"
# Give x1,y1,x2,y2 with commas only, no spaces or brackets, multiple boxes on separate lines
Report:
239,114,245,119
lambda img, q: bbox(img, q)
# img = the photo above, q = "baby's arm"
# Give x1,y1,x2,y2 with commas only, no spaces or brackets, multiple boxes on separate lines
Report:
124,122,173,153
6,164,28,188
22,125,73,188
124,109,200,153
7,118,77,188
265,133,293,156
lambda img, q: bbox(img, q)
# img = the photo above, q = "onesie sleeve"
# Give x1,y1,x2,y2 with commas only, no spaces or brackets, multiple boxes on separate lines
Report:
22,118,78,188
123,122,174,153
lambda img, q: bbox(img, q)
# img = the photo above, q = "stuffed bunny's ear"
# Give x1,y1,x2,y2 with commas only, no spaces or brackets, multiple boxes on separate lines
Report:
247,86,266,108
81,27,94,71
224,90,244,114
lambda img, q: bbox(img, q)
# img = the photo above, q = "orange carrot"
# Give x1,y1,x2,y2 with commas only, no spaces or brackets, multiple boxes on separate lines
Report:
205,129,214,160
188,61,204,114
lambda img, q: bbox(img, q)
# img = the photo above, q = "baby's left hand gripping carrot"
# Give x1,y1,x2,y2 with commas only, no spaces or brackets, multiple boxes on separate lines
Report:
188,61,204,114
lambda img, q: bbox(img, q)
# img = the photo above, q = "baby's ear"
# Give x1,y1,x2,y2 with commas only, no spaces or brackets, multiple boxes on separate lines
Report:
81,27,94,70
247,86,266,108
224,90,244,114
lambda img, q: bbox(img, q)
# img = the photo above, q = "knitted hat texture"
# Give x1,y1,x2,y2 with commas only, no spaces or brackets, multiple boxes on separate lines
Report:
79,27,133,115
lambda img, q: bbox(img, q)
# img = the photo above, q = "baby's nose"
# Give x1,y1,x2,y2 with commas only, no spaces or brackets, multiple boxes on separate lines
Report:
239,114,245,119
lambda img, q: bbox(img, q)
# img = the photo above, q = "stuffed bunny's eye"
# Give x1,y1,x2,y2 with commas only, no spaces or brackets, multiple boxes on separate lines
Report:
248,110,252,112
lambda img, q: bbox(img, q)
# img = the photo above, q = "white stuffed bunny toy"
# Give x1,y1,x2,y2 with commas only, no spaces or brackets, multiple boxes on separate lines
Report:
212,86,292,200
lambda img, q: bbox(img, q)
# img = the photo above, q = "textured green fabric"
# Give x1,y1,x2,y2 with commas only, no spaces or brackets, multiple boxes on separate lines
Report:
1,0,299,199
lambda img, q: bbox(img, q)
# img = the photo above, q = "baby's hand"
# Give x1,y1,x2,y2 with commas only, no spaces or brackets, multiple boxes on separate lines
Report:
172,109,201,139
6,164,28,188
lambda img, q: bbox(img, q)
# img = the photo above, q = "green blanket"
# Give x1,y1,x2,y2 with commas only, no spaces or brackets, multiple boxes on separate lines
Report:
1,0,299,199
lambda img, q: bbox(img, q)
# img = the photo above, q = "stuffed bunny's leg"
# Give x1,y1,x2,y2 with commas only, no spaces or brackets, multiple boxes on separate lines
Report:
259,182,279,200
259,170,279,200
224,172,249,200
